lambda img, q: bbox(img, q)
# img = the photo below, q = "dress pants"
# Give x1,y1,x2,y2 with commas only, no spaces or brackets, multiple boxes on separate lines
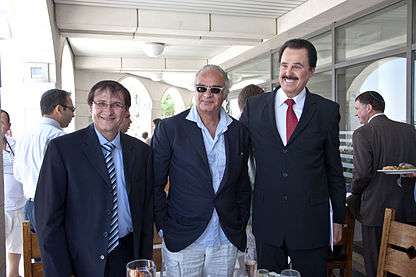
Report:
256,239,328,277
105,233,134,277
361,225,382,277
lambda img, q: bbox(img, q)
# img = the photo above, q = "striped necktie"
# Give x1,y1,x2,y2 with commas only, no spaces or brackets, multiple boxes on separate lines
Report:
102,142,119,253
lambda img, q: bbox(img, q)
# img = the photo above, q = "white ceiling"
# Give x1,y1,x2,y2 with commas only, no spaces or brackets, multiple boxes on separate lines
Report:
54,0,309,89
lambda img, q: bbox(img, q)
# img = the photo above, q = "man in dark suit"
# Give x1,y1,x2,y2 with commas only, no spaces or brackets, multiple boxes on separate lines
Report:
352,90,416,277
152,65,251,277
35,80,153,277
240,38,346,276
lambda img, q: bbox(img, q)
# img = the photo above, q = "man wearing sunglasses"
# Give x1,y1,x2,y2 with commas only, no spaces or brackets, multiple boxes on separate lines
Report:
14,89,75,233
153,65,251,277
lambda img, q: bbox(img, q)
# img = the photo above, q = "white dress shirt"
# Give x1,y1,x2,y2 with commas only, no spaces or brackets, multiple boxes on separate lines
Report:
275,88,306,145
3,136,26,211
14,117,65,199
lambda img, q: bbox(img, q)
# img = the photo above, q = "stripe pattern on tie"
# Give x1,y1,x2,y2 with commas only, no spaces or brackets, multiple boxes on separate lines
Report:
102,142,119,253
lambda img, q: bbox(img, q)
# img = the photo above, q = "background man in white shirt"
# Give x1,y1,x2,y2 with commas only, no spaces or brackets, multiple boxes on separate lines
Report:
14,88,74,232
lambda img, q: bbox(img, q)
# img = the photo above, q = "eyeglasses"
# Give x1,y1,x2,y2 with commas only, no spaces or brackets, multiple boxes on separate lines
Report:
62,105,76,112
195,85,225,95
93,101,125,110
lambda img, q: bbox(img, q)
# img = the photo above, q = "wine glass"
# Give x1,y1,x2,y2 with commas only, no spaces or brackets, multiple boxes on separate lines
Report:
280,269,301,277
126,259,156,277
255,269,269,277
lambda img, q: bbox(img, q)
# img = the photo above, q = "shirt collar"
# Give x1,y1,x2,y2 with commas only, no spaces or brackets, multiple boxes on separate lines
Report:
276,87,306,107
94,126,121,149
41,116,63,130
186,105,232,134
368,112,384,123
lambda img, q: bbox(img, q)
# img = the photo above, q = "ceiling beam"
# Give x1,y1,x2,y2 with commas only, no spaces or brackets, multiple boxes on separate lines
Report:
56,3,277,41
75,56,208,71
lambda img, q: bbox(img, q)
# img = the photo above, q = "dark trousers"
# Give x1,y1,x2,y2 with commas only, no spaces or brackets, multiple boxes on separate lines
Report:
104,233,134,277
256,239,328,277
24,199,37,233
361,225,382,277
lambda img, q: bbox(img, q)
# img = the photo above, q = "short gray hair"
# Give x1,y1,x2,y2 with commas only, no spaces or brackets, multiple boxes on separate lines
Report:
194,64,230,96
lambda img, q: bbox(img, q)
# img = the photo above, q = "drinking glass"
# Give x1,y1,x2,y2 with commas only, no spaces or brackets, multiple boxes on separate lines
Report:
255,268,269,277
280,269,301,277
126,259,156,277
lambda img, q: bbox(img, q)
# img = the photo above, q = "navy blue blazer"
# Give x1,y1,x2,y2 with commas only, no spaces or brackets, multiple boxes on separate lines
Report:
35,124,153,277
152,109,251,252
240,88,346,250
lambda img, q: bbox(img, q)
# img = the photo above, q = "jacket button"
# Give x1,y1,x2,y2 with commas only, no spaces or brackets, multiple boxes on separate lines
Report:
107,209,112,215
100,255,105,260
282,172,288,177
104,232,108,238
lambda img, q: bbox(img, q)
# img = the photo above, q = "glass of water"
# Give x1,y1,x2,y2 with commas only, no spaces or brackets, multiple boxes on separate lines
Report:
126,259,156,277
280,269,301,277
255,269,270,277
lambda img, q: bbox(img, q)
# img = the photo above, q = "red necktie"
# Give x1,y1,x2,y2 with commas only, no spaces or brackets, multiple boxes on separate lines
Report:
285,99,298,142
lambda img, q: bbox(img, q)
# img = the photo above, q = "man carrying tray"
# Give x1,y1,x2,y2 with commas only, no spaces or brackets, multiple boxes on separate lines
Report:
351,90,416,277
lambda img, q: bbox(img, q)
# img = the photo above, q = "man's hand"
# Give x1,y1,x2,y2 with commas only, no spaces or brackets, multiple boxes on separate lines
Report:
333,223,343,245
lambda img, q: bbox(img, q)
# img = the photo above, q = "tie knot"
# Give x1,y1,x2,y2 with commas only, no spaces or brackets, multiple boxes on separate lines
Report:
285,98,296,107
102,142,115,152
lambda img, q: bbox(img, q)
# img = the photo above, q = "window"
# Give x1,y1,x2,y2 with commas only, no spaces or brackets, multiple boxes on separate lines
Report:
336,4,407,61
307,71,332,100
309,32,332,69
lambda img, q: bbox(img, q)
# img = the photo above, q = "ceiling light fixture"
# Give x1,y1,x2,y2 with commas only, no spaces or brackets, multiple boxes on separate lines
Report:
142,42,166,57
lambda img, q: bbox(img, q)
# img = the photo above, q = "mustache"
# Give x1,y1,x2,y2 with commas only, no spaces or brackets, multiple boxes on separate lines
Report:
282,75,298,80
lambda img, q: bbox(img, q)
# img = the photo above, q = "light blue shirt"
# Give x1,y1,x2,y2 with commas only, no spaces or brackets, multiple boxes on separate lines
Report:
186,105,233,247
95,127,133,238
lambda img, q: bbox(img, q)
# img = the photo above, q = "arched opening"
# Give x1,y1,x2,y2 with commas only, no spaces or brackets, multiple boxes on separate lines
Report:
347,57,406,131
61,42,75,132
160,87,185,118
120,76,152,139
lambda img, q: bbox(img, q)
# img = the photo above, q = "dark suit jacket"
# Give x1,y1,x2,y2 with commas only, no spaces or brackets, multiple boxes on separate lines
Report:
240,87,346,250
352,114,416,226
34,124,153,277
152,109,251,252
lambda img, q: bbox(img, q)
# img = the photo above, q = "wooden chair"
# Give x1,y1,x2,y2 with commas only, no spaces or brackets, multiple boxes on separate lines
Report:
22,221,43,277
377,208,416,277
326,208,355,277
153,225,163,272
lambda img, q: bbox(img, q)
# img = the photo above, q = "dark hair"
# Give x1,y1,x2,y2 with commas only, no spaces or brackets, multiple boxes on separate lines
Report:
142,132,149,139
238,84,264,111
278,38,317,68
1,109,10,124
40,89,71,115
88,80,131,108
355,91,385,112
153,118,162,128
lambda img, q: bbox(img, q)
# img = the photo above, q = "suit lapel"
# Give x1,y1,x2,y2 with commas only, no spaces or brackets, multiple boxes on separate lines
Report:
82,125,111,188
186,120,211,176
121,134,134,195
287,89,317,145
264,89,284,146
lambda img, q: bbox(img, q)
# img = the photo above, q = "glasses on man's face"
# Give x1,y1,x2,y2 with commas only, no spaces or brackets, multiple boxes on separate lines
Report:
195,85,225,95
93,101,125,110
62,105,76,112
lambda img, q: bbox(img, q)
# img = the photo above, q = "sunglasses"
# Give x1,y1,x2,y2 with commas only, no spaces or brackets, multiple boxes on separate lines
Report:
195,85,225,95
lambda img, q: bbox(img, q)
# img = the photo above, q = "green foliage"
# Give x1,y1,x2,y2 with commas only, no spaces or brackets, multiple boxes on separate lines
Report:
161,94,175,118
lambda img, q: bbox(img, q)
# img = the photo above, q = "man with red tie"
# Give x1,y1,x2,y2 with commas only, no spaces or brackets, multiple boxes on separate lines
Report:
240,38,346,277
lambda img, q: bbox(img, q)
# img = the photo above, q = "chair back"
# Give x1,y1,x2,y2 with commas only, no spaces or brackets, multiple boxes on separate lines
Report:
377,208,416,277
23,221,43,277
326,207,355,277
